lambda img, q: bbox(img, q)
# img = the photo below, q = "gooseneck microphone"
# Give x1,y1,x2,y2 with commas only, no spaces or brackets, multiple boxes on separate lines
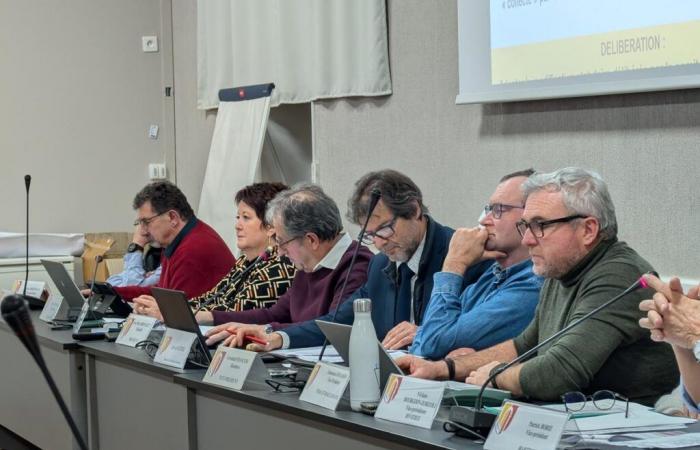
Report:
318,188,382,360
451,272,658,438
20,174,43,310
198,247,273,311
1,295,88,450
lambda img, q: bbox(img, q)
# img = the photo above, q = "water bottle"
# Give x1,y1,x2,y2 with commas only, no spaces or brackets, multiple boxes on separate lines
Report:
349,298,380,411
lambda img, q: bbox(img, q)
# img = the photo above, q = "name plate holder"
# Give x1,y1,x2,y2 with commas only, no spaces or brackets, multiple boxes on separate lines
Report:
153,328,198,369
13,280,46,299
484,400,570,450
115,314,158,347
39,294,64,322
202,346,268,390
299,362,350,410
374,374,445,429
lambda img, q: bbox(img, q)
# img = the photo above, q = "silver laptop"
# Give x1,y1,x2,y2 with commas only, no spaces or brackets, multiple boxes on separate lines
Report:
41,259,107,322
315,320,404,389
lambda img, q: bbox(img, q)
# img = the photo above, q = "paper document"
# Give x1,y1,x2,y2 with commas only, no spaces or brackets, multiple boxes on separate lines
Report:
270,346,344,363
562,403,695,433
607,432,700,448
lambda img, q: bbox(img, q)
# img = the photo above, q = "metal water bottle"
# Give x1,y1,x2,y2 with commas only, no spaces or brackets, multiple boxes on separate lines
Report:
349,298,380,411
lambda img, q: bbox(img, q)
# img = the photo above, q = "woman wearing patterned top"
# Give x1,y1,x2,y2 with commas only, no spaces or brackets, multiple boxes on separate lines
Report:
134,182,295,320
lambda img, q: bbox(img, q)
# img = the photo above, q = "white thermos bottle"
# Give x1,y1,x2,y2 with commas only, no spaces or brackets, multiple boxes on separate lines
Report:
349,298,380,411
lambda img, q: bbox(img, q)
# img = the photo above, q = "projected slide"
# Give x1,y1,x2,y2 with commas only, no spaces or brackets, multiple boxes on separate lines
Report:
490,0,700,85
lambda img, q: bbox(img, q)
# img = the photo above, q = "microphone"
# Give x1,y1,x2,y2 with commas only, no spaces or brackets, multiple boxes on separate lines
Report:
450,271,658,438
318,188,382,360
197,247,273,311
20,174,43,310
1,295,88,450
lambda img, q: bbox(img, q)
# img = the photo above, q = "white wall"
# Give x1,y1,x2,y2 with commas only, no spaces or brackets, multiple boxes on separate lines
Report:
312,0,700,279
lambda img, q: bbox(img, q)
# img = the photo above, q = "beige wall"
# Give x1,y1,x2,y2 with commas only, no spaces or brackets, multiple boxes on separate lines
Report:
312,0,700,279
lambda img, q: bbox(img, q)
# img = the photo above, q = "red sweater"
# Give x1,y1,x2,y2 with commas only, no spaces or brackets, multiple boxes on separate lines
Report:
212,240,372,329
115,219,234,300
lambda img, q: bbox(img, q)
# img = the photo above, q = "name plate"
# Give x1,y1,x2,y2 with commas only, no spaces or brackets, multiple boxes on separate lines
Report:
39,294,64,322
375,374,444,429
115,314,158,347
299,362,350,410
153,328,197,369
484,400,570,450
13,280,46,299
203,346,267,390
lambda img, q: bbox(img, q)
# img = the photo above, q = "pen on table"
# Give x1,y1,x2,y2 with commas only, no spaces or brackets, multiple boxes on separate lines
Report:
225,328,268,345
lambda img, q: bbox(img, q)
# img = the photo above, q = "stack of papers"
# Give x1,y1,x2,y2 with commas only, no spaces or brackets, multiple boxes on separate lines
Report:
269,346,344,363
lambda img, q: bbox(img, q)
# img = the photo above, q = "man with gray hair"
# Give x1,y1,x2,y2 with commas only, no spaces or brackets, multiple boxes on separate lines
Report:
204,184,373,345
399,167,678,406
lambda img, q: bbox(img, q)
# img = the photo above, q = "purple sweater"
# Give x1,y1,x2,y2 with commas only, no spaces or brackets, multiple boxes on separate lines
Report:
211,240,373,330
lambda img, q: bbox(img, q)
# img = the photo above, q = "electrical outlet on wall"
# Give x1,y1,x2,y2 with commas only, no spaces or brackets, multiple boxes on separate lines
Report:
148,163,167,180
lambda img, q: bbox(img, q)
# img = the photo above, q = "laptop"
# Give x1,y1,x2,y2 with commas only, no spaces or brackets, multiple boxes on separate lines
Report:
41,259,107,322
315,320,404,389
151,287,212,365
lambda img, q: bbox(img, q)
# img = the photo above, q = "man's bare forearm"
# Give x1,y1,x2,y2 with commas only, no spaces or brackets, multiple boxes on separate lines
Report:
453,340,518,379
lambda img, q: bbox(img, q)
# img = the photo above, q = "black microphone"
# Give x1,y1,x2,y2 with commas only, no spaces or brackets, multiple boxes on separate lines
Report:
1,295,88,450
20,175,43,310
197,247,273,311
318,188,382,360
450,271,658,438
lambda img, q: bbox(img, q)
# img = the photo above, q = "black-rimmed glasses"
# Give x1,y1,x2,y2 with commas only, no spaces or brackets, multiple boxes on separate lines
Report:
265,378,306,393
561,390,629,418
483,203,524,219
273,234,301,249
133,211,168,228
361,216,398,245
515,214,587,238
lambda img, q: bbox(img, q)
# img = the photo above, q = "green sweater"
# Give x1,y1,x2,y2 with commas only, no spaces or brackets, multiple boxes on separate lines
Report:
513,239,678,406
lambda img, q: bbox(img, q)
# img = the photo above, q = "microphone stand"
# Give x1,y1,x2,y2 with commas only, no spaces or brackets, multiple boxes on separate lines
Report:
318,189,381,361
20,174,43,310
450,272,656,437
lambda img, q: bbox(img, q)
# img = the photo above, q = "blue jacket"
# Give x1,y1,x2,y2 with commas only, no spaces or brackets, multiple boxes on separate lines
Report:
283,216,491,348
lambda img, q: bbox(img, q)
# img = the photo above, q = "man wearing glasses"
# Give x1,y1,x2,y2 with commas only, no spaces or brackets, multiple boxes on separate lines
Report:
408,169,543,360
399,167,677,406
228,169,479,351
114,181,235,303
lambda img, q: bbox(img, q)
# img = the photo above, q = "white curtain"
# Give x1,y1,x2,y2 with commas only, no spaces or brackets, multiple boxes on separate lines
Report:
197,96,272,252
197,0,392,109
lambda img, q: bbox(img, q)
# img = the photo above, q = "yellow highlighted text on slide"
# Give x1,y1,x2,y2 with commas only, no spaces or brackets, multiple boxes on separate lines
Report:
492,20,700,84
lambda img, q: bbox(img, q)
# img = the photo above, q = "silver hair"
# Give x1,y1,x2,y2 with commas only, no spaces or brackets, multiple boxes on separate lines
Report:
522,167,618,240
265,183,343,241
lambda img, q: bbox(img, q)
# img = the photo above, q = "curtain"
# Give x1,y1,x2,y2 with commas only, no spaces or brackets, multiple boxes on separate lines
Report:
197,0,392,109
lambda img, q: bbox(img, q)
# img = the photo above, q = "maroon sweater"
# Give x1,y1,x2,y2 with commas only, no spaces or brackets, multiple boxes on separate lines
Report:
212,240,372,330
115,218,235,300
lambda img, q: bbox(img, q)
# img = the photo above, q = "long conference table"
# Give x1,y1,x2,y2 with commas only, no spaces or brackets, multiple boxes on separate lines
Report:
0,312,695,450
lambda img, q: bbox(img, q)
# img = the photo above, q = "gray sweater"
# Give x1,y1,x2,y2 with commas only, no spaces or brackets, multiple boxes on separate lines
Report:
513,239,678,406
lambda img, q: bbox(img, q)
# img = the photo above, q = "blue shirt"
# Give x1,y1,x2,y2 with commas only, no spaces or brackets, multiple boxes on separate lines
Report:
410,258,543,360
106,251,161,287
681,379,699,413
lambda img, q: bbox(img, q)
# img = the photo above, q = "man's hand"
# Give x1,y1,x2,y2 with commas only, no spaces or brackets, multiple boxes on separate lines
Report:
222,324,283,352
466,361,500,386
132,295,163,321
639,275,700,348
442,227,489,274
132,225,149,247
446,347,476,359
396,355,448,380
382,321,418,350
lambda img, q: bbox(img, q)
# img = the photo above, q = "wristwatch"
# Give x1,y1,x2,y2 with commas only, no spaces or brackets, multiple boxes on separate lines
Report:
127,243,144,253
263,324,274,334
693,340,700,362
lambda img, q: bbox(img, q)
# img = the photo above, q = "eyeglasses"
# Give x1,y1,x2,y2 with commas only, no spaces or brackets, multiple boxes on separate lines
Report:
361,216,398,245
483,203,524,219
273,234,301,249
515,215,587,238
265,378,306,393
561,390,629,418
133,211,168,228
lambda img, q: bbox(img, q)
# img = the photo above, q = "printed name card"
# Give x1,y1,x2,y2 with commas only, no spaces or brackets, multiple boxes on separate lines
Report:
39,294,64,322
202,346,267,390
374,374,445,429
115,314,158,347
299,362,350,410
484,400,570,450
153,328,197,369
13,280,46,299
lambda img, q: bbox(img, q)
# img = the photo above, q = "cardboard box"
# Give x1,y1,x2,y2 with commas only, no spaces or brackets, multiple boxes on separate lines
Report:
81,232,130,283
